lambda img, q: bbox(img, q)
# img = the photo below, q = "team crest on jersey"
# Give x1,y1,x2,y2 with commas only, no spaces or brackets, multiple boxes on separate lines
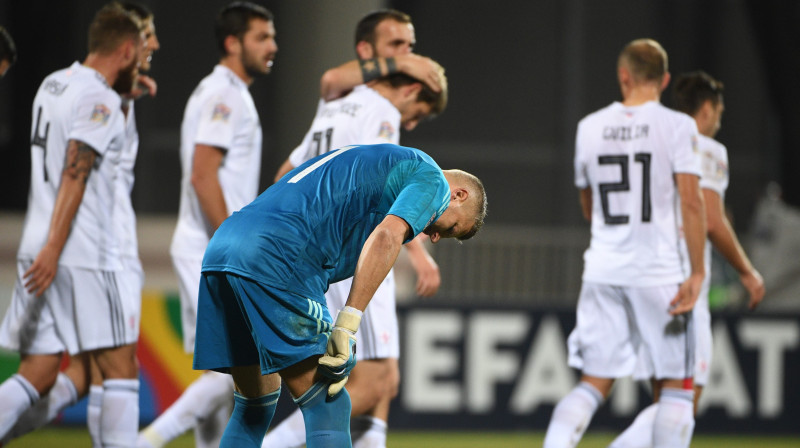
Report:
378,121,395,141
212,103,231,122
90,104,111,124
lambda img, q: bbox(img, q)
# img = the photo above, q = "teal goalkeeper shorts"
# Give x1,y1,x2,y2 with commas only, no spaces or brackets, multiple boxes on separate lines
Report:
193,271,332,375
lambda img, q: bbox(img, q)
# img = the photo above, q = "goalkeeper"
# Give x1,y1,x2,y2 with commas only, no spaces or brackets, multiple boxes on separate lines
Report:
192,144,487,448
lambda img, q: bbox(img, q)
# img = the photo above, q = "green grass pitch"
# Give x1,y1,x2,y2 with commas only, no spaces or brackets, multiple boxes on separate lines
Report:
9,427,799,447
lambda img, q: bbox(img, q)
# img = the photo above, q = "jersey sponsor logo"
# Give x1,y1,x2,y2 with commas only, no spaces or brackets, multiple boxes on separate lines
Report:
378,121,395,141
211,102,231,122
43,79,68,96
90,104,111,124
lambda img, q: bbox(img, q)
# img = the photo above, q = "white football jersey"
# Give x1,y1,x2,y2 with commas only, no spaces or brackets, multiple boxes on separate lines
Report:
114,101,139,259
575,101,701,286
287,85,400,168
17,61,125,270
170,65,262,259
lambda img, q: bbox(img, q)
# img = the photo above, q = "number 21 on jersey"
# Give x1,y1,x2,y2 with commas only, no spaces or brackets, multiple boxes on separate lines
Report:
597,152,651,225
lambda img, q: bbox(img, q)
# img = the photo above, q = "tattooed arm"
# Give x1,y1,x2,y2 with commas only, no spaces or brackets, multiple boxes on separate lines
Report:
25,140,97,296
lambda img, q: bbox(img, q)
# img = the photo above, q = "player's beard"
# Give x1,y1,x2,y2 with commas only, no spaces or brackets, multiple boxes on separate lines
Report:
113,57,139,95
241,47,272,79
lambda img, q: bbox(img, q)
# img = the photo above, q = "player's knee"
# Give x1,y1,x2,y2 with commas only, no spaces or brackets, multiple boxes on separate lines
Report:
386,362,400,399
93,344,138,379
18,354,62,395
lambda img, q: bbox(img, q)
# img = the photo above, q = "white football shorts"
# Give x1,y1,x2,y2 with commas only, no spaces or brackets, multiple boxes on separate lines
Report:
172,255,203,353
633,283,711,385
567,282,695,380
0,260,141,355
326,269,399,360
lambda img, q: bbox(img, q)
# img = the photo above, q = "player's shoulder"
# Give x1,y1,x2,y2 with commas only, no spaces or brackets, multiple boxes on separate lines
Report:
196,66,248,98
352,85,397,113
697,134,727,157
42,63,120,107
578,102,619,126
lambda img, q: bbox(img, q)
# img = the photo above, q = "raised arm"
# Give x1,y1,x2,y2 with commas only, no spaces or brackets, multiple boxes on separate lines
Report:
670,173,707,315
703,189,765,309
191,144,229,233
320,54,443,102
24,140,97,296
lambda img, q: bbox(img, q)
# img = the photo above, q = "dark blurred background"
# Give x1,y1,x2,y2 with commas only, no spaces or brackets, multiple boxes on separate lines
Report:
1,0,797,226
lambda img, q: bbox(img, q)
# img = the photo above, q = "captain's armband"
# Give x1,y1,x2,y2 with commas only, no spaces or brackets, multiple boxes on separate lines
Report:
360,58,381,83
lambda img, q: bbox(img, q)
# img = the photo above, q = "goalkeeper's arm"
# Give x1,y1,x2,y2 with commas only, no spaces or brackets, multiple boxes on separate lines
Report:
318,215,410,395
345,214,410,311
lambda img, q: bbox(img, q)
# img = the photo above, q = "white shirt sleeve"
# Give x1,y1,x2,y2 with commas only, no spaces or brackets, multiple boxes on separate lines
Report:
69,87,123,156
193,86,245,151
670,115,702,177
699,139,729,196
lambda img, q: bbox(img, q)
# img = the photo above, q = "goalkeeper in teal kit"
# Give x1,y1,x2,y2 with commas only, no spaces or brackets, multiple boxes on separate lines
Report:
193,144,487,447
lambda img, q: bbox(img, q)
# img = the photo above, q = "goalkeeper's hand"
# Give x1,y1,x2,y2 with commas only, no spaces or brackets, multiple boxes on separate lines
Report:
318,306,362,396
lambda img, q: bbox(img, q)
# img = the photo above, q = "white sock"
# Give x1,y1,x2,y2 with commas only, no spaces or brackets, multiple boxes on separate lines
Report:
351,415,387,448
138,371,232,447
88,385,103,447
2,372,78,443
609,403,658,448
261,407,306,448
653,388,695,448
0,374,40,439
543,382,603,448
194,394,233,448
101,378,139,448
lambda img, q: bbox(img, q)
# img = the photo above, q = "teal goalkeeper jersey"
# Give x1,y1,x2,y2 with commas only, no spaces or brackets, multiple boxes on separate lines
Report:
202,144,450,299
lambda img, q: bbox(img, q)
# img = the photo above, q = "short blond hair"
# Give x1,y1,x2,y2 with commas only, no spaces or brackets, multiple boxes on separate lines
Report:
618,38,668,83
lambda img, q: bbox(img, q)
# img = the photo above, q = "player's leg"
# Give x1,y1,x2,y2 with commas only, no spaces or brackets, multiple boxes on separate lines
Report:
138,371,234,448
2,353,88,443
70,267,140,448
86,355,103,447
139,256,233,447
0,261,71,439
93,342,140,447
628,285,696,448
261,358,397,448
608,402,659,448
281,357,352,448
220,364,281,448
0,353,61,438
545,282,636,448
347,358,398,448
543,375,609,448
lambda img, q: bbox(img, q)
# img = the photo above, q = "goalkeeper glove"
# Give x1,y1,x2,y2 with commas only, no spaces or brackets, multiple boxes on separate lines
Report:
318,306,362,396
